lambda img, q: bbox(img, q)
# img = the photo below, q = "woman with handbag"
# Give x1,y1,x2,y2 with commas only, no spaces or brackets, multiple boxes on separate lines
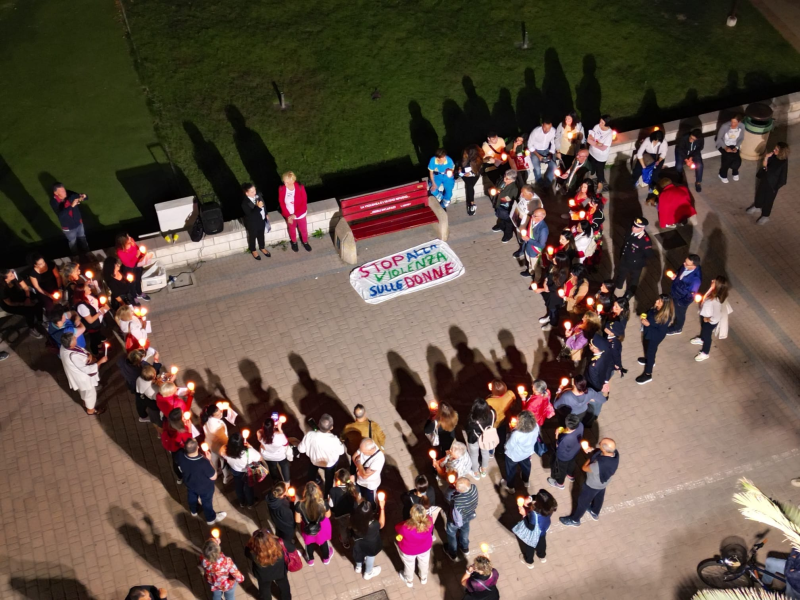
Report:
245,529,292,600
267,482,299,553
115,232,152,302
294,481,333,565
200,536,245,600
461,555,500,600
631,129,667,191
350,498,386,580
513,489,557,569
424,402,458,454
115,305,150,352
221,429,262,509
464,398,497,480
257,416,291,483
395,504,434,587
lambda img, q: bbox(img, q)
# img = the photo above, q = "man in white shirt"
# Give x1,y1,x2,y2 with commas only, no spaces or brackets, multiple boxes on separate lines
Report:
526,120,556,186
715,115,745,183
352,438,384,503
298,413,345,495
587,115,614,190
59,332,107,415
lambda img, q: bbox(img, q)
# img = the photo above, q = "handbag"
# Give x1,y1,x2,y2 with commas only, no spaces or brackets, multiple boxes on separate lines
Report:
245,449,268,485
285,444,295,462
534,435,548,457
425,420,440,447
477,413,499,451
512,512,541,547
279,539,303,572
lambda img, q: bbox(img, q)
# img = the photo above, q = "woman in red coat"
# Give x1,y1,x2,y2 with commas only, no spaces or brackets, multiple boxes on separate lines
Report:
161,408,194,483
657,181,696,228
278,171,311,252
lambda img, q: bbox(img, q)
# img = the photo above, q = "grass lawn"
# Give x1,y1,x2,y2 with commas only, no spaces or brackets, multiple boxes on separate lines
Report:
123,0,800,218
0,0,171,259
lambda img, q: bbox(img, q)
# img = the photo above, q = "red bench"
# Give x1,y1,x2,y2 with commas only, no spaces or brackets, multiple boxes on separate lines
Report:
334,181,448,263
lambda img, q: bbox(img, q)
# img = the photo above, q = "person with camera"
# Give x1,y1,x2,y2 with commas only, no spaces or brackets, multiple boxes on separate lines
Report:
50,182,89,255
242,182,271,261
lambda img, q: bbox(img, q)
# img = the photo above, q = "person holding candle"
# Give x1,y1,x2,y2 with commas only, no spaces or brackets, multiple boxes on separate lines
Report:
220,429,262,509
459,144,485,216
257,416,292,483
557,148,595,199
50,182,89,255
509,136,532,188
28,253,62,315
48,305,87,349
635,294,675,385
241,182,272,261
71,281,109,355
554,112,585,170
200,536,245,600
490,169,519,244
547,414,584,489
562,311,602,366
500,411,539,494
118,348,148,394
583,333,617,396
461,556,500,600
297,413,346,496
564,264,590,315
329,468,359,549
514,489,557,569
245,529,292,600
675,129,705,192
115,232,151,301
573,220,596,266
135,365,162,424
294,481,333,565
691,275,730,362
178,438,227,525
481,132,508,186
156,381,191,420
747,142,790,224
526,119,557,186
443,477,479,562
278,171,311,253
115,305,150,352
516,207,548,277
534,250,570,331
350,498,386,580
560,438,619,527
162,408,194,482
267,482,300,553
434,440,473,482
102,256,138,309
342,404,387,455
352,437,384,503
202,403,232,484
427,148,456,209
553,375,603,424
666,254,702,336
61,263,97,305
424,402,458,454
486,380,515,440
401,474,438,520
613,217,653,299
587,115,614,192
715,114,745,183
396,503,435,587
523,380,555,427
464,397,497,479
59,331,107,415
0,269,43,337
631,129,667,191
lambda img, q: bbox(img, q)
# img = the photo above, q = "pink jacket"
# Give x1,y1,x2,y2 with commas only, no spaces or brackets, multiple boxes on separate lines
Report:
395,518,434,555
278,184,308,218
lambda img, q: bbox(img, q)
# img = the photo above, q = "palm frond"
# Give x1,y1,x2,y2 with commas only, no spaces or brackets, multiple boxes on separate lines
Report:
693,590,788,600
733,478,800,550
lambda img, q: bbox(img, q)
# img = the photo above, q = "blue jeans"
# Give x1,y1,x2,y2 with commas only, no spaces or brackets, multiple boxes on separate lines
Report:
675,151,704,183
571,484,606,522
188,488,217,523
445,518,471,553
211,582,237,600
530,153,555,185
763,557,800,597
504,455,531,487
63,223,89,255
356,484,375,505
356,555,376,574
700,320,717,354
430,173,455,207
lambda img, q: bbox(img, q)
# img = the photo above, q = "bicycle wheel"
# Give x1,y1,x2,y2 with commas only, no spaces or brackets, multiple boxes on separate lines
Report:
697,559,749,589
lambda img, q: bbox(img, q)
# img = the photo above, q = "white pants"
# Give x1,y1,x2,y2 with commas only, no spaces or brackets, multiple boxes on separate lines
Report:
399,548,430,582
79,387,97,410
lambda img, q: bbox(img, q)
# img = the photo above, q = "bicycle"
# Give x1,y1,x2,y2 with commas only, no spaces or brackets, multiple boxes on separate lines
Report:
697,538,786,590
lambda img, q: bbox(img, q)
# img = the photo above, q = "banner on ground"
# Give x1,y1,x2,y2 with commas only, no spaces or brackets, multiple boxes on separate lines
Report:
349,239,465,304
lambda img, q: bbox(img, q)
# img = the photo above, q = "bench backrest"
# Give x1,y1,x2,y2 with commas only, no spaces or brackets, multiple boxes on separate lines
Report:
340,182,428,222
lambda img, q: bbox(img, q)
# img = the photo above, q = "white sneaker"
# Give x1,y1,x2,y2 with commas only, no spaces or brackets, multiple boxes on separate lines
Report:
540,558,547,564
470,471,481,481
355,564,362,574
400,573,413,588
499,479,514,494
718,175,729,184
520,554,535,569
733,174,739,181
213,511,227,524
695,352,709,362
420,576,428,585
638,179,648,188
538,315,550,324
690,337,703,345
364,566,381,580
138,417,151,423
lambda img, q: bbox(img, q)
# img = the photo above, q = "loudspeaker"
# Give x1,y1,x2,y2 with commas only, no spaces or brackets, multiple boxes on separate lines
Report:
199,202,224,235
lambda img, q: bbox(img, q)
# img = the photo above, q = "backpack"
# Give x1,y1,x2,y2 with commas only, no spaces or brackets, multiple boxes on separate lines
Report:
477,412,499,451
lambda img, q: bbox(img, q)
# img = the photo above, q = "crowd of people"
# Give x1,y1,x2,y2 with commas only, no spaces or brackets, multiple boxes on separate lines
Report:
2,106,787,600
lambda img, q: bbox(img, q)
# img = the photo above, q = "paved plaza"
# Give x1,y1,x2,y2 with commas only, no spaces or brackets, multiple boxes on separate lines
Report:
2,126,800,600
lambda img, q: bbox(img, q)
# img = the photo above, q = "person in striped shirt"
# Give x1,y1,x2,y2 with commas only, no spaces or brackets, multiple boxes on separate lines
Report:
443,477,479,561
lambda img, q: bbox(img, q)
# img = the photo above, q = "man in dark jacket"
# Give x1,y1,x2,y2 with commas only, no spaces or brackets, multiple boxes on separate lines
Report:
613,217,653,299
177,439,225,525
241,182,271,260
667,254,702,336
560,438,619,526
675,129,704,192
584,334,616,395
547,413,584,489
267,482,298,552
491,169,519,243
50,182,89,255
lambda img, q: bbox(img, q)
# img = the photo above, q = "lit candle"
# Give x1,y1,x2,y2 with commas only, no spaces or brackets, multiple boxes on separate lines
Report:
183,411,192,421
429,449,437,460
217,401,229,410
126,273,134,282
694,293,703,303
487,382,493,392
597,304,604,314
279,415,287,424
287,487,296,498
557,288,565,298
187,382,195,392
586,297,594,306
134,307,141,316
653,126,660,132
140,307,148,316
568,199,576,207
429,400,438,411
480,543,490,555
530,282,538,291
377,491,386,502
524,149,530,156
500,153,508,161
560,377,570,388
517,497,525,507
201,442,209,452
546,246,554,256
580,440,590,452
564,320,572,331
138,245,147,254
242,429,250,439
52,291,61,300
690,163,696,170
103,342,110,357
170,366,178,375
211,528,220,539
579,210,586,219
554,168,561,177
99,295,107,305
447,473,456,484
509,416,518,429
446,169,454,178
489,188,498,197
517,385,526,396
612,130,618,140
567,132,574,140
666,270,675,278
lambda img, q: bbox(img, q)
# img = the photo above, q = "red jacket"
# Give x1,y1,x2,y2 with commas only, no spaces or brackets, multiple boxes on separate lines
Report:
658,184,696,227
278,184,308,218
161,422,193,452
522,390,555,427
157,393,191,418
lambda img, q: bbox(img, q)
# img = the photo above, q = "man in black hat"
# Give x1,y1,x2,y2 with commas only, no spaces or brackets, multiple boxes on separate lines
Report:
613,217,653,298
584,334,616,395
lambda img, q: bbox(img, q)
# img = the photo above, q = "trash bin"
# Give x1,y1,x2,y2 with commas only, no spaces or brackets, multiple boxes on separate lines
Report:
740,103,774,160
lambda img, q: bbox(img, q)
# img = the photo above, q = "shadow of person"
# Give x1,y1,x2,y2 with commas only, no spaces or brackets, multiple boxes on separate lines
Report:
426,344,454,403
2,556,98,600
288,353,352,433
516,67,543,135
491,329,531,389
462,76,491,145
542,48,574,122
408,101,440,167
182,121,241,222
448,326,497,415
441,98,469,160
575,54,602,129
717,71,744,131
237,358,301,440
225,105,282,213
636,88,661,126
387,350,431,476
0,157,62,246
109,505,207,597
491,88,518,139
699,211,728,280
